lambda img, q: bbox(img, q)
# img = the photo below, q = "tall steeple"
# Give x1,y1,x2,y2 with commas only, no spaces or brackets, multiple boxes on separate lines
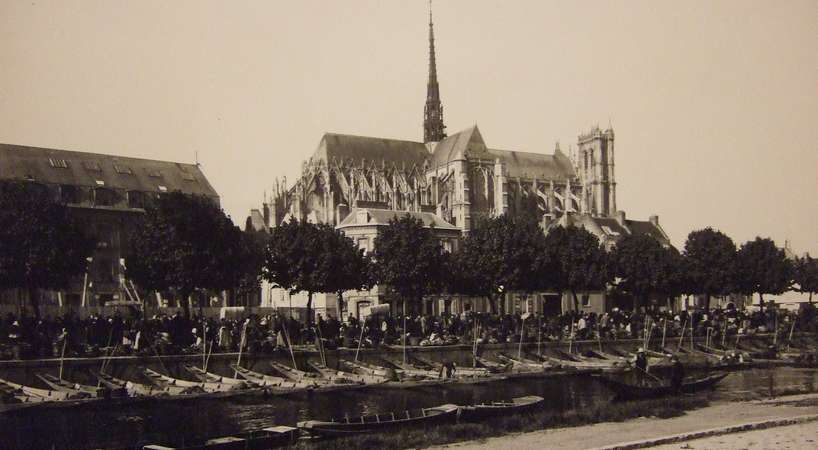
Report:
423,0,446,143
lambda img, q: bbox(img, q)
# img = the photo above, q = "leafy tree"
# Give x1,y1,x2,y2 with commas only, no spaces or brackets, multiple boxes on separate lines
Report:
263,220,370,323
233,230,268,305
455,215,548,314
795,255,818,304
0,181,95,317
127,192,245,317
735,237,793,311
544,225,611,312
611,234,683,311
322,227,373,318
372,215,447,314
682,227,737,310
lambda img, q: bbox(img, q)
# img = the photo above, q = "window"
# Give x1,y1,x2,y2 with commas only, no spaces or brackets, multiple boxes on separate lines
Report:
127,191,146,209
582,294,591,308
357,237,369,254
48,158,69,169
83,161,102,171
94,187,118,207
113,164,133,175
442,239,453,253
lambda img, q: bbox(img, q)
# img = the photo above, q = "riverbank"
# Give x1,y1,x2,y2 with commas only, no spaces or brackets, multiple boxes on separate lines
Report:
430,393,818,450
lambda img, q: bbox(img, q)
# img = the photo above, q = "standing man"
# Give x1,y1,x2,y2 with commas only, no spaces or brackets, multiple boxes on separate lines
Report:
634,347,649,385
669,355,685,394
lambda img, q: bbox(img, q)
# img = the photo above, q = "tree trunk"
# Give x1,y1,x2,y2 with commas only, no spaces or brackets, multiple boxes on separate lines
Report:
306,291,313,325
632,293,640,312
180,289,192,319
705,293,711,312
810,292,813,304
485,293,498,315
571,290,580,313
336,291,344,320
28,287,41,318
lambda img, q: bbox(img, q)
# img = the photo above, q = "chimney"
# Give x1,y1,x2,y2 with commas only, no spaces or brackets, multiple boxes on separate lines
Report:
649,215,659,226
615,210,626,226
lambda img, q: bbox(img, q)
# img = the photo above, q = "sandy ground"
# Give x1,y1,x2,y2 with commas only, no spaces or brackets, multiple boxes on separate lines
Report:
650,421,818,450
431,396,818,450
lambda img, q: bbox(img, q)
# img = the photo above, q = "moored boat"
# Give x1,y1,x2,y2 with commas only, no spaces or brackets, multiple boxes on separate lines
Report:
185,366,249,386
496,353,545,371
306,361,386,385
0,376,84,400
36,373,118,398
269,361,327,383
91,370,194,396
298,403,459,437
473,356,511,373
410,355,491,377
595,372,729,399
459,395,544,421
143,368,241,393
340,359,398,380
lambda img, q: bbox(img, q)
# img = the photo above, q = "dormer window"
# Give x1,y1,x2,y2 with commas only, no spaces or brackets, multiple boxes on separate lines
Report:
356,210,369,223
113,164,133,175
83,161,102,171
95,180,105,186
601,225,620,236
48,158,69,169
158,185,167,192
148,170,162,178
181,172,196,181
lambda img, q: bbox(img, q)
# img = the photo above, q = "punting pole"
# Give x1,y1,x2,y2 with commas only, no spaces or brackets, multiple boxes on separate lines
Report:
402,301,407,366
568,321,575,354
234,322,247,378
81,272,89,307
596,321,602,353
59,333,68,380
787,320,796,351
661,319,667,350
281,320,298,369
354,320,365,362
677,319,687,351
690,318,694,351
517,316,525,359
472,318,478,368
538,316,543,356
773,311,779,345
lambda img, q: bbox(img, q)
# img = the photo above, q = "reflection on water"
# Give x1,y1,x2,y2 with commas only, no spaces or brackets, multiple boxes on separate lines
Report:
2,367,817,450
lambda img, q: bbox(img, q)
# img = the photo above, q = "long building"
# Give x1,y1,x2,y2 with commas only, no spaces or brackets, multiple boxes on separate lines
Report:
0,143,219,313
248,7,670,319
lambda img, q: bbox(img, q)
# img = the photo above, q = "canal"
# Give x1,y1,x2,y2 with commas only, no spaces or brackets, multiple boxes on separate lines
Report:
2,366,817,449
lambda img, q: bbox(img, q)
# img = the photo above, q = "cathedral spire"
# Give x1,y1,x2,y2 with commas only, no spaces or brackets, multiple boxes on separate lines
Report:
424,0,446,143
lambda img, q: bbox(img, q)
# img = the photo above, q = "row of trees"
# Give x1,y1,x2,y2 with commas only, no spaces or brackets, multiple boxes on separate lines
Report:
2,179,817,318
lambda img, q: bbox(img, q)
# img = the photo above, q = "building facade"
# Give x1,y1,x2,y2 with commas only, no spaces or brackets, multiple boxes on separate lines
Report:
0,143,219,313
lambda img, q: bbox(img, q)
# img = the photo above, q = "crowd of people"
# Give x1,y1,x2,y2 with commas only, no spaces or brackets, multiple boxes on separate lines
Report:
1,302,816,360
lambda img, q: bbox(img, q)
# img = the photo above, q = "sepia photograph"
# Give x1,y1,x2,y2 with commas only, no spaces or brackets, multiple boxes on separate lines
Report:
0,1,817,449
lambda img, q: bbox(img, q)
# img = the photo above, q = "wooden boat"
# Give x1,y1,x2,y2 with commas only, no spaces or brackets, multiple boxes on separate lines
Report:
459,395,544,421
143,369,241,393
298,404,459,437
230,364,320,390
474,356,511,373
410,355,491,377
595,372,729,399
0,376,83,400
91,370,193,396
540,352,625,372
340,359,398,380
143,425,297,450
36,373,118,398
496,353,545,371
306,361,386,385
185,366,249,386
378,357,441,379
0,382,49,404
268,361,328,383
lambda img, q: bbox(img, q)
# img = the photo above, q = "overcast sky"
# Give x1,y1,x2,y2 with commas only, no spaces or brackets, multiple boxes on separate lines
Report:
1,0,816,255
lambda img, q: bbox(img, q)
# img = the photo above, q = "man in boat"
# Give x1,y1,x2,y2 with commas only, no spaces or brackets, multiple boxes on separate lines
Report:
669,355,685,394
634,348,649,385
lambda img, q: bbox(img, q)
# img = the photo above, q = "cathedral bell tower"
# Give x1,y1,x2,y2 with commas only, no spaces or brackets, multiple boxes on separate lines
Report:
577,126,616,217
423,2,446,143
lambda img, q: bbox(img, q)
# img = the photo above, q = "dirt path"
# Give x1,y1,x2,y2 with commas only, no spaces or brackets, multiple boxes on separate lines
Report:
649,421,818,449
431,396,818,450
